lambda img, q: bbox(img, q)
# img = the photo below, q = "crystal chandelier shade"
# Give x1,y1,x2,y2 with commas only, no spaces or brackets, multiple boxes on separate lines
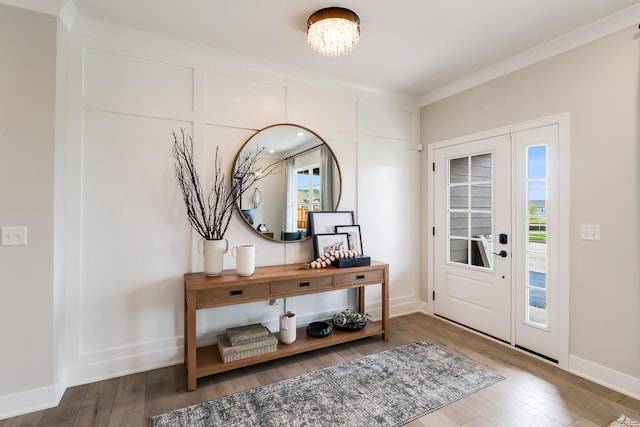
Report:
307,7,360,57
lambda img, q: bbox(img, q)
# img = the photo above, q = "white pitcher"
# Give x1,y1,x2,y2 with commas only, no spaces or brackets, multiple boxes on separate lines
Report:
232,244,259,276
279,311,296,344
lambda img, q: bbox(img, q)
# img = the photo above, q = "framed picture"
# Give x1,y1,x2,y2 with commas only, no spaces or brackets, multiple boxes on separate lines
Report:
313,233,349,259
336,225,363,255
308,211,355,235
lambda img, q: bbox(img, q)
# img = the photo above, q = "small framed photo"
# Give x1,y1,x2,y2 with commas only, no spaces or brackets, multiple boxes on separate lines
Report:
335,225,363,255
314,233,349,259
308,211,354,235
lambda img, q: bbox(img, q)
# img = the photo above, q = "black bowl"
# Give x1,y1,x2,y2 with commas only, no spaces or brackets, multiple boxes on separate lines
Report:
306,321,333,338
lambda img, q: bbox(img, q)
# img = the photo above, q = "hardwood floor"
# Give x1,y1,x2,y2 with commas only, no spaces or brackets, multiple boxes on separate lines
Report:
2,313,639,426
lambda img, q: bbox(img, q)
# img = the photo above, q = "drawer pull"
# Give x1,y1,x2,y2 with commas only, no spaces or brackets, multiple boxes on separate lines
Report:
229,290,244,296
356,274,366,280
299,282,311,287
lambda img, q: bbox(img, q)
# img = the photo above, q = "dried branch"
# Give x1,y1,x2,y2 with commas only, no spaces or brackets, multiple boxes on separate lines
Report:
172,130,276,240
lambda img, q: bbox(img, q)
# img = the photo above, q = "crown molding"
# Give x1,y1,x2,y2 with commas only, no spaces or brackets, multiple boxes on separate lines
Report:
0,0,66,15
58,0,79,32
419,3,640,106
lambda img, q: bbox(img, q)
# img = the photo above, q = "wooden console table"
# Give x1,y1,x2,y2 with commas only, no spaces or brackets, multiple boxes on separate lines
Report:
184,261,389,391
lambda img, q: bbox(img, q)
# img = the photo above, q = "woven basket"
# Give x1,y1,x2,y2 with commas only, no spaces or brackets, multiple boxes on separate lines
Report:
217,334,278,363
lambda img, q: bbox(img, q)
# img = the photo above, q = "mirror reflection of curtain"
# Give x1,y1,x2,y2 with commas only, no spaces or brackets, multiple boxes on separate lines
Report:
320,145,334,211
283,158,297,232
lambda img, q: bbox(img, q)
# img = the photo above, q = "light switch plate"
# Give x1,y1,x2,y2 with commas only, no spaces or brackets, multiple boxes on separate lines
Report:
1,226,28,246
580,224,600,241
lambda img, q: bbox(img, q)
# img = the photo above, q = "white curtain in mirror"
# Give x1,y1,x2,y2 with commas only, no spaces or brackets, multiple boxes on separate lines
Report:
320,145,334,211
284,158,297,232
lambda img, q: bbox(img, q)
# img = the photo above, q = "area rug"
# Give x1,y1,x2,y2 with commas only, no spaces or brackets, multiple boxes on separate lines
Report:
150,340,504,427
610,415,640,426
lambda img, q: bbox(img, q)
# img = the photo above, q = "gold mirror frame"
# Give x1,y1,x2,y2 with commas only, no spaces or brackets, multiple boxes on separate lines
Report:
233,124,342,242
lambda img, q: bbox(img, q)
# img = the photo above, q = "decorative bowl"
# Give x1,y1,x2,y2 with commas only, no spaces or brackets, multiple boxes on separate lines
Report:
306,321,333,338
332,319,366,332
332,308,369,332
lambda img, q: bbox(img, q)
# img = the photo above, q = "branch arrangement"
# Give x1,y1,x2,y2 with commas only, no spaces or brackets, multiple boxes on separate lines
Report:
172,129,278,240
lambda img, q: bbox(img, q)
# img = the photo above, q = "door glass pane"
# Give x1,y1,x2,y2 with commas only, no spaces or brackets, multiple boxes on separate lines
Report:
528,146,546,179
525,145,548,327
449,211,468,237
528,217,547,244
450,157,468,183
471,212,492,237
448,153,493,269
471,183,491,209
450,185,468,209
470,153,492,182
450,239,468,264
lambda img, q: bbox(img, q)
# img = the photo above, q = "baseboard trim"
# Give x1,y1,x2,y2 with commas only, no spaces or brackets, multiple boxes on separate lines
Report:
414,308,640,401
569,355,640,401
66,346,183,388
0,383,63,421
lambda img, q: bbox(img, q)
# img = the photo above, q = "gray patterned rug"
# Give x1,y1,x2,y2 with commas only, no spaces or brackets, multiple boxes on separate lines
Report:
150,340,504,427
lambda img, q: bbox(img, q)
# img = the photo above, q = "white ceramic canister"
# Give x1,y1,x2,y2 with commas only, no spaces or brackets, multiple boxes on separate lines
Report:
232,244,259,276
279,311,296,344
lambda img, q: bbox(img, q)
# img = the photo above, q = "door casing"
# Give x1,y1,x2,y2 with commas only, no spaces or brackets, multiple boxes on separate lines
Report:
426,113,570,370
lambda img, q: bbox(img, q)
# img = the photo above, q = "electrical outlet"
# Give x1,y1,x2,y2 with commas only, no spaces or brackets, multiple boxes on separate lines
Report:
1,226,28,246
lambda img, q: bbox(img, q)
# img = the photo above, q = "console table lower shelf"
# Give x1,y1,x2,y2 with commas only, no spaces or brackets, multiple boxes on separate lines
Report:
196,320,384,378
184,261,389,391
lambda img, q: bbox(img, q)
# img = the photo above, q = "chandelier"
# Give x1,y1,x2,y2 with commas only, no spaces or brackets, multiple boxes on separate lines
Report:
307,7,360,57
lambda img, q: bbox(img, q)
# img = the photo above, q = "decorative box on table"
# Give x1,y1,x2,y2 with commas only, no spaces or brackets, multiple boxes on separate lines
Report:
335,255,371,268
218,323,278,363
226,323,271,346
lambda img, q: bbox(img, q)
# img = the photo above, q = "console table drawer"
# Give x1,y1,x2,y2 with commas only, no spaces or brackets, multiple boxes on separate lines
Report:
334,269,385,287
273,276,333,296
197,282,272,307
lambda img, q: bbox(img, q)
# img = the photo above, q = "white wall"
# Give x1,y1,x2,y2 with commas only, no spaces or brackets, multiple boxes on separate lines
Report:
421,24,640,398
0,8,422,419
64,20,421,384
0,4,59,417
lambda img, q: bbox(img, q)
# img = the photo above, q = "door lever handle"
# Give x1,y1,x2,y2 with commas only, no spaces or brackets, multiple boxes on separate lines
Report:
493,250,508,258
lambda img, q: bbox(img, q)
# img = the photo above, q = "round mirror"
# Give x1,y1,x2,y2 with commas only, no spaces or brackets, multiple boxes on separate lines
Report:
233,124,342,242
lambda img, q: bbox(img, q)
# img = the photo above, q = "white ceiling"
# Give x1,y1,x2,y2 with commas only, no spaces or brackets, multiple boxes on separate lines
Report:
7,0,640,100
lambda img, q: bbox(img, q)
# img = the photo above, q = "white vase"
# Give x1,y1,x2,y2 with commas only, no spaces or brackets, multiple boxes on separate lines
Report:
232,244,259,276
197,238,228,276
279,311,296,344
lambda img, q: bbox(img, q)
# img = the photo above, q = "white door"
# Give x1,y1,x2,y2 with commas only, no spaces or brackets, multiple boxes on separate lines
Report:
431,123,562,361
433,135,512,342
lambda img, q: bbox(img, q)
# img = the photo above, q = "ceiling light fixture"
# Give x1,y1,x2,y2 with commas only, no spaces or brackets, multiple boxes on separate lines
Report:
307,7,360,57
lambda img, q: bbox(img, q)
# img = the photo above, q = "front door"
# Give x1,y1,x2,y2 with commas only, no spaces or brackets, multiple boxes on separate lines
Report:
431,122,563,361
433,135,512,342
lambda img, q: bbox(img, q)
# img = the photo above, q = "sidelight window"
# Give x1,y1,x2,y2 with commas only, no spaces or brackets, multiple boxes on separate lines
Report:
525,145,548,327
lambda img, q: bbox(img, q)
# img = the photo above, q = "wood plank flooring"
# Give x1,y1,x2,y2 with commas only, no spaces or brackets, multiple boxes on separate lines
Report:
2,313,639,426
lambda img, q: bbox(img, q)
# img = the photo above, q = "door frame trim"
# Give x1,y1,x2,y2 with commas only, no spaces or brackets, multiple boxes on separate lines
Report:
426,113,570,370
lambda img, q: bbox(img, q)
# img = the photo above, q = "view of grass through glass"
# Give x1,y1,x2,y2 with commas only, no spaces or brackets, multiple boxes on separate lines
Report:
526,145,548,327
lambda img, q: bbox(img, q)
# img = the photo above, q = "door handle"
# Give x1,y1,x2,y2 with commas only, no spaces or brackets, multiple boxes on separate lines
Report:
493,250,508,258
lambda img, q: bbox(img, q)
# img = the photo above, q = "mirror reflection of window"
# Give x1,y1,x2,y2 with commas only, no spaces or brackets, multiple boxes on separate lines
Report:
295,165,321,233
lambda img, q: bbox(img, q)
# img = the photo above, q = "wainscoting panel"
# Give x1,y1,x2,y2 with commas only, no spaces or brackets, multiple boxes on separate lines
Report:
360,103,416,142
357,136,421,307
79,111,192,355
286,88,358,138
83,48,194,118
204,72,287,129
